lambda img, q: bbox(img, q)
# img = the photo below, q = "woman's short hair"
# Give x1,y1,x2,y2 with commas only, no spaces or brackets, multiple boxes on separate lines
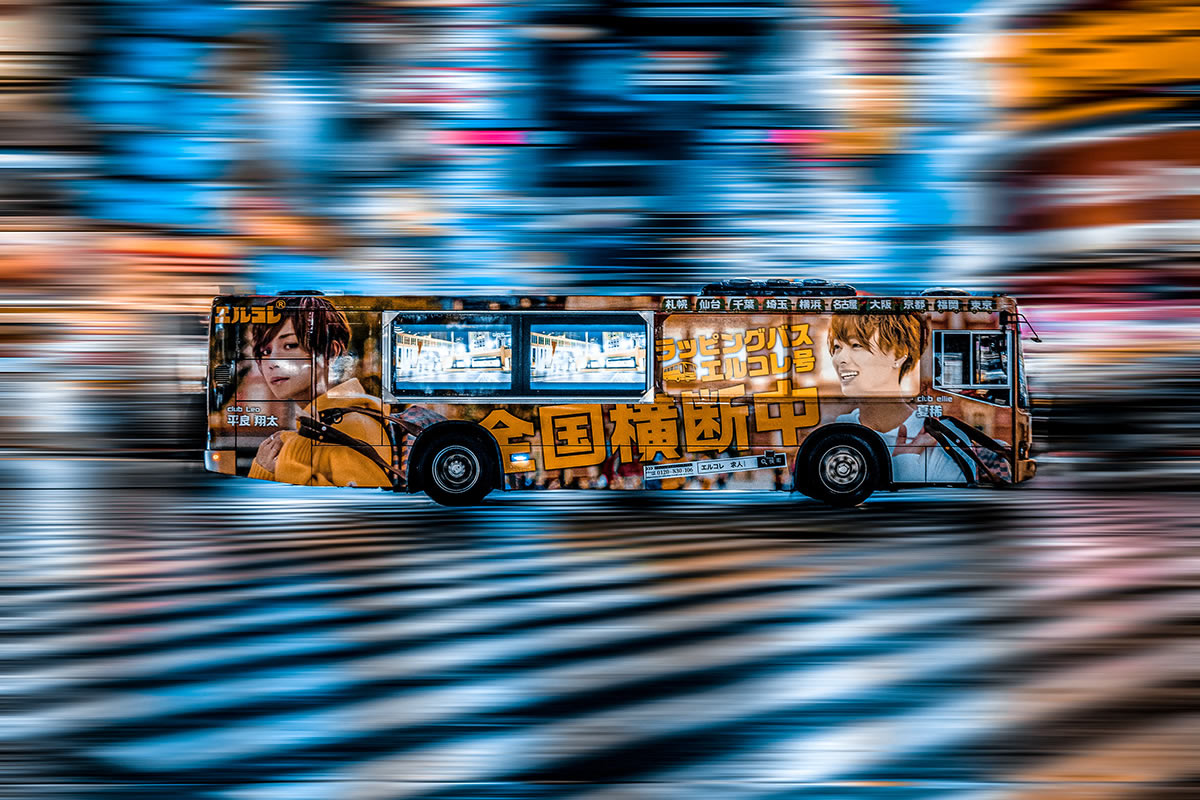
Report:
250,296,351,361
828,313,927,380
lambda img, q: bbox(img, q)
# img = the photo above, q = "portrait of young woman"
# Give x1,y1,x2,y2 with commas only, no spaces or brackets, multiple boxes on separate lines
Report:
245,296,392,487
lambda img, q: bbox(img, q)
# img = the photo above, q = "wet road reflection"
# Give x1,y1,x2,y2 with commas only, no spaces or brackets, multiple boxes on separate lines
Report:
2,461,1197,799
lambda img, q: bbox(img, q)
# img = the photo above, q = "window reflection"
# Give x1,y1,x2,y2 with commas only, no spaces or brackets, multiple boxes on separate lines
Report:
530,324,646,387
393,322,512,390
934,330,1011,406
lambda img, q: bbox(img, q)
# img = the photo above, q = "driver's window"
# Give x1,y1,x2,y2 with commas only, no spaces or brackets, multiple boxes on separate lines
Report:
934,330,1011,406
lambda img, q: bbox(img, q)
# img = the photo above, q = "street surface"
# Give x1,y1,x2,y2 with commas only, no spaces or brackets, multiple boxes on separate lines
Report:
3,461,1197,799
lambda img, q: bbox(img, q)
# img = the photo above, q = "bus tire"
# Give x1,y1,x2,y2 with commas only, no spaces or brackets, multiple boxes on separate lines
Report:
421,436,495,507
805,432,879,508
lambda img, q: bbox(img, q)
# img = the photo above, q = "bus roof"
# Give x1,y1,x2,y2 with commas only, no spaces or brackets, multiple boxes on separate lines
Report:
213,291,1016,315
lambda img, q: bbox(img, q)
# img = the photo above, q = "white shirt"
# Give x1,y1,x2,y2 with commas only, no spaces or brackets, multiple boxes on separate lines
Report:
835,407,971,483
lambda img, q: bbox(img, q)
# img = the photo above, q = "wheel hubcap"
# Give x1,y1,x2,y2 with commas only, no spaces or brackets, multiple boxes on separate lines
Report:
432,445,480,493
821,446,865,491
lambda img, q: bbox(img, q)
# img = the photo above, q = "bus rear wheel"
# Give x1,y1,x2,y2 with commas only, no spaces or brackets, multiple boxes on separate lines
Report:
805,433,879,508
422,438,495,507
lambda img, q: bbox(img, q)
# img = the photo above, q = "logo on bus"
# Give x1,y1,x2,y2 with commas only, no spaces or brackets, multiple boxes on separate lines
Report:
214,299,286,325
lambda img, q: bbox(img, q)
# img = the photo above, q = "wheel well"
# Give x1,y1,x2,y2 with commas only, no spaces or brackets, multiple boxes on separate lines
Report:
406,421,503,493
794,423,893,490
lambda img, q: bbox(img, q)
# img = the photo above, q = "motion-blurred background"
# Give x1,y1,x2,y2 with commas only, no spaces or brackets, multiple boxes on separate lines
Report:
4,5,1199,796
1,0,1198,473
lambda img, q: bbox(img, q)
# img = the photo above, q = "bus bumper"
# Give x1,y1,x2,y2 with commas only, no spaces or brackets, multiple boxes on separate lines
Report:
1015,458,1037,483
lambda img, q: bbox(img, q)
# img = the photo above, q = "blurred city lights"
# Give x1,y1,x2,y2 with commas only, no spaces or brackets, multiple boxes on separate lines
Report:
1,0,1196,472
4,5,1199,793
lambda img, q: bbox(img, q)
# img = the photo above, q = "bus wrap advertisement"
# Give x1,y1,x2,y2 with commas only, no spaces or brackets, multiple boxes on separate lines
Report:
207,291,1033,506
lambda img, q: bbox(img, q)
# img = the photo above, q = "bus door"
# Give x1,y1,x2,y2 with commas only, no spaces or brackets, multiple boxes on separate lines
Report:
929,327,1015,482
827,311,932,483
207,304,240,458
232,307,313,458
327,310,386,447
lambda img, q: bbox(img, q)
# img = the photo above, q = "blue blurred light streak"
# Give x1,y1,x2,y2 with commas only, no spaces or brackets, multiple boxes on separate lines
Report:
2,4,1200,790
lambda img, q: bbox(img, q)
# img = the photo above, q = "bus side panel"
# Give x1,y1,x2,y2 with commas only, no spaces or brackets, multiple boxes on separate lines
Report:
207,297,389,486
380,400,794,492
385,310,813,491
409,308,1019,491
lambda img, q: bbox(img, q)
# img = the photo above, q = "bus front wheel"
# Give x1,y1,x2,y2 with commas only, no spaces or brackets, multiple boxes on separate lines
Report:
804,433,879,508
422,438,495,507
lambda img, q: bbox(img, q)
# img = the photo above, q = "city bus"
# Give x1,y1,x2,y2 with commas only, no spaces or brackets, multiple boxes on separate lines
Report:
206,279,1036,507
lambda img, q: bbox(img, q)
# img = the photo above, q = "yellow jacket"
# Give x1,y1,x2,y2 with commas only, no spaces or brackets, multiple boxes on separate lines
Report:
248,379,392,487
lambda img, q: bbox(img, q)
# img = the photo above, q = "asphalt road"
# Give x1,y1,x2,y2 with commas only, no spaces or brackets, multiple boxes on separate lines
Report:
2,460,1197,799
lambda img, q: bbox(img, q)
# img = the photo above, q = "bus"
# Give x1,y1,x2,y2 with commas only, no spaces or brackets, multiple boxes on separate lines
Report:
206,279,1036,507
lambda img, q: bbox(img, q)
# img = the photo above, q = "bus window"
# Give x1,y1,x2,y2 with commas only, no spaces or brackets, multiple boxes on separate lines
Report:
935,332,969,388
973,333,1009,386
934,330,1011,406
529,322,647,391
390,313,513,396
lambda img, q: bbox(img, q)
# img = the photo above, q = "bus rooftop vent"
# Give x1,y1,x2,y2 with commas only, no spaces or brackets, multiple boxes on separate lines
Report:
700,278,856,297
